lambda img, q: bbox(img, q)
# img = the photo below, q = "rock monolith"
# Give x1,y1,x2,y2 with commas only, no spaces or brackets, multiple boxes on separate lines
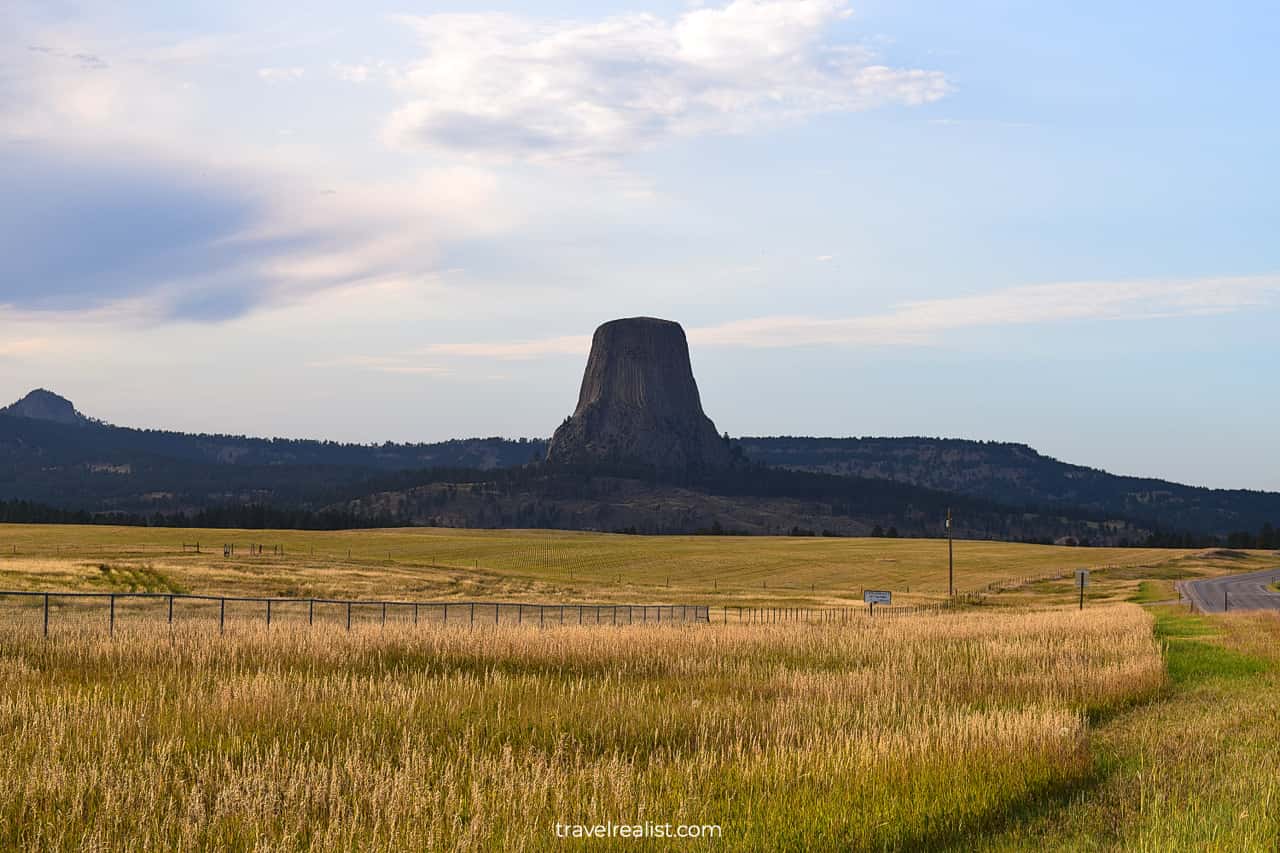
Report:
546,317,732,472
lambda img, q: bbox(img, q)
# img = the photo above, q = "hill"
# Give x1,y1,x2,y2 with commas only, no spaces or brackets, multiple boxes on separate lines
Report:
737,436,1280,537
0,388,1275,541
0,389,88,425
0,401,543,514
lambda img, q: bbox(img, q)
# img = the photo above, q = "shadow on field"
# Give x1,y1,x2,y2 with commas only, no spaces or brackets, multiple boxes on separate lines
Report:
921,771,1110,853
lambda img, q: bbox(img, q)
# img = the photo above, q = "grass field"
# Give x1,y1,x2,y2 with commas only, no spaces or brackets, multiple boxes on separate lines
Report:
1,523,1277,849
0,523,1190,608
0,607,1161,850
980,607,1280,850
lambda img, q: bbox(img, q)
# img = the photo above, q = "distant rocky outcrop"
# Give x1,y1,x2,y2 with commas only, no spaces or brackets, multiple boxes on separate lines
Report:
1,389,87,425
546,317,733,473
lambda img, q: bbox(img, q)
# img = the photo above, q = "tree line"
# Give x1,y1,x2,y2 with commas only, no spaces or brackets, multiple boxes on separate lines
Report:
0,499,394,530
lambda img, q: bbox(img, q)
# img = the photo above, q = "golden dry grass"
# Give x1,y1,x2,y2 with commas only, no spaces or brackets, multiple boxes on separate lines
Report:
0,522,1191,608
980,607,1280,850
0,605,1162,850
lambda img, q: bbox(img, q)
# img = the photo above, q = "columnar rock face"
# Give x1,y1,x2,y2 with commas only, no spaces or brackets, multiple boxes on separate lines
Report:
547,317,733,472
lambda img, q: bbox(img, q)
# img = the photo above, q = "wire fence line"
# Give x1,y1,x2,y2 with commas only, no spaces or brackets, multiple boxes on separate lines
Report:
0,557,1118,639
1,590,980,637
0,590,714,636
715,599,972,624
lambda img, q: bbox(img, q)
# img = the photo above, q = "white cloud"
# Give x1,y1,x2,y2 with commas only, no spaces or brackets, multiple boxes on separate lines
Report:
333,63,371,82
414,275,1280,357
0,11,523,323
386,0,949,162
257,66,304,82
692,276,1280,347
675,0,850,67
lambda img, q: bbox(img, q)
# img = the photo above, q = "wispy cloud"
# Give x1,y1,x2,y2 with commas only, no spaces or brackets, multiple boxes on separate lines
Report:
257,66,304,82
421,334,593,360
332,62,372,82
416,275,1280,357
25,45,108,70
306,355,452,375
386,0,949,162
1,21,519,325
0,337,54,359
691,275,1280,348
0,1,949,327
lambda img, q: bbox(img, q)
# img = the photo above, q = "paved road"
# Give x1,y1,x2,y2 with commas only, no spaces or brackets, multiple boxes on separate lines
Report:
1183,567,1280,613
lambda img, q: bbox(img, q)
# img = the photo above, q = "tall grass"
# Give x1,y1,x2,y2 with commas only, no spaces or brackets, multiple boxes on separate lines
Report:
980,608,1280,850
0,606,1162,850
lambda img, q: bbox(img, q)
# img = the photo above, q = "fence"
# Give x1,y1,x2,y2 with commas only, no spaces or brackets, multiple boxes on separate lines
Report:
0,590,712,636
712,603,952,624
11,560,1117,635
0,589,984,637
964,568,1094,596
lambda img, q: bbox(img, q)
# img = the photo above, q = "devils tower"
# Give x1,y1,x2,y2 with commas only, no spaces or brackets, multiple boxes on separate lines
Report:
547,317,733,473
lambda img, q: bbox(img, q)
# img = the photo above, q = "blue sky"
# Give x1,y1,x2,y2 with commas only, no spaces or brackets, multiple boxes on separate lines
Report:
1,1,1277,490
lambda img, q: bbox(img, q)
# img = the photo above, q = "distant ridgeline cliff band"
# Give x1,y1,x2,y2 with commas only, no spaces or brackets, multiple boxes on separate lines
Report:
1,322,1277,542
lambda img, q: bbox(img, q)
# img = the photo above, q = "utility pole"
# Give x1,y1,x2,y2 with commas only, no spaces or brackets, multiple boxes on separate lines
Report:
947,508,954,598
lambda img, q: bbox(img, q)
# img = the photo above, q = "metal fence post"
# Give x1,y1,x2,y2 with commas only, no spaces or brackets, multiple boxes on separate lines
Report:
168,595,174,625
109,594,116,637
309,599,314,626
267,599,272,628
346,602,352,631
220,598,225,634
43,593,49,638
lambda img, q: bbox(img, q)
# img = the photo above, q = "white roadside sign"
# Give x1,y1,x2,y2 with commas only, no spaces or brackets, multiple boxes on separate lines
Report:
1076,569,1089,587
863,590,892,605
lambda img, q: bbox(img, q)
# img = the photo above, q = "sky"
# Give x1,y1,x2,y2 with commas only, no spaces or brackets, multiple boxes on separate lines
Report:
1,1,1278,490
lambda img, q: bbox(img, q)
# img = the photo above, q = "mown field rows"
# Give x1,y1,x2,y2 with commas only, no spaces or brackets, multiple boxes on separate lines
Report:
0,606,1162,850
